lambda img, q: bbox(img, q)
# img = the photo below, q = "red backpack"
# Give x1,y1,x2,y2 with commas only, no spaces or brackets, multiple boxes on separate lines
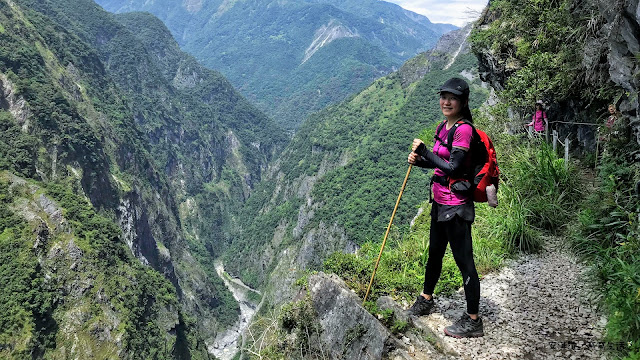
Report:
434,119,500,204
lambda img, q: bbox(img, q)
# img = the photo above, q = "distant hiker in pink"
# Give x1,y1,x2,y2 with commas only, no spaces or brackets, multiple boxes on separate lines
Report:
527,101,548,133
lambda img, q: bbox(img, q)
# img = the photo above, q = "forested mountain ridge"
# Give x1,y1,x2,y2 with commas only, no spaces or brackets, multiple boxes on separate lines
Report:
0,0,286,356
0,1,198,356
222,24,486,304
94,0,457,130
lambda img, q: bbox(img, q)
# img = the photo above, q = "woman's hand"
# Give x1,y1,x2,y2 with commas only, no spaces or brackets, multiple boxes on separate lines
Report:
408,152,420,165
412,138,424,152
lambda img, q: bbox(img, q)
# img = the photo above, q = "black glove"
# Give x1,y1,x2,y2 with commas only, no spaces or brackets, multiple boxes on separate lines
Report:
412,142,434,168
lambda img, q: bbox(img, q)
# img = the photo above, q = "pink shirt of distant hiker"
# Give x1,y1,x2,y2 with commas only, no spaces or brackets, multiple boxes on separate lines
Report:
528,110,548,132
432,123,473,205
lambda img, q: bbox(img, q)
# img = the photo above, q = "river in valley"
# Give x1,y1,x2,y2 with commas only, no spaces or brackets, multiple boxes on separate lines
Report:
208,260,262,360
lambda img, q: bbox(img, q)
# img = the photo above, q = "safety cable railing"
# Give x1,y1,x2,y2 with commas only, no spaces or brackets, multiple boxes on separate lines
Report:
526,121,601,170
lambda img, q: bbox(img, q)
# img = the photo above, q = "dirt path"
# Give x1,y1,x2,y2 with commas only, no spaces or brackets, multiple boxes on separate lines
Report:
411,236,609,360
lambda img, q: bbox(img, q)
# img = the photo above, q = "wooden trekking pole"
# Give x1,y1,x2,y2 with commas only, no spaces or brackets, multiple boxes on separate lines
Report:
594,131,600,184
363,164,412,305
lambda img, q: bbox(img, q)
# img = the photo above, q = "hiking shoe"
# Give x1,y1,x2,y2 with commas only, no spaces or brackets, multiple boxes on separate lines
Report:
408,295,434,316
444,313,484,338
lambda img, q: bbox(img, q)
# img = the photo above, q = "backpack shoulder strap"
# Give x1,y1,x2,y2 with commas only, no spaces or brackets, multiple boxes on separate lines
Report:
446,119,476,151
434,120,447,146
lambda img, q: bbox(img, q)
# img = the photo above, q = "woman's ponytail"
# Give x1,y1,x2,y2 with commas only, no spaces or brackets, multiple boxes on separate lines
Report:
462,97,473,123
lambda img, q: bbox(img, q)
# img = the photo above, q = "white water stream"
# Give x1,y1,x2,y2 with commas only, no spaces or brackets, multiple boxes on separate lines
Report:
208,260,262,360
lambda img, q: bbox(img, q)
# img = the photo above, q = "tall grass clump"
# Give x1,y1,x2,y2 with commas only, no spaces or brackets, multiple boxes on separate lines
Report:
486,141,580,253
474,105,580,253
508,142,580,230
571,148,640,357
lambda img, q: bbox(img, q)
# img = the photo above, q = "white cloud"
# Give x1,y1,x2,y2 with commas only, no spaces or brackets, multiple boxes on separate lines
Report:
384,0,488,27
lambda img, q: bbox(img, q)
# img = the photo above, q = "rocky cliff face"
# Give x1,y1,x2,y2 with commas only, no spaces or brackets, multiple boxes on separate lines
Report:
0,171,187,358
602,0,640,143
0,0,287,355
248,272,453,359
398,24,473,87
475,0,640,149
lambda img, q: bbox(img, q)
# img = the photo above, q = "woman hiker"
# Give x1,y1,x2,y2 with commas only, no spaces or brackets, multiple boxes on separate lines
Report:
527,101,548,134
406,77,483,338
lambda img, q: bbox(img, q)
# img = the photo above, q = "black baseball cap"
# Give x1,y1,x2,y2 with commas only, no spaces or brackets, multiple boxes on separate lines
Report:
439,77,470,96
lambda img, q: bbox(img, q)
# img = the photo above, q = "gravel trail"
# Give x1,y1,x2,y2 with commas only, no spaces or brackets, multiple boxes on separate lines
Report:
412,237,609,360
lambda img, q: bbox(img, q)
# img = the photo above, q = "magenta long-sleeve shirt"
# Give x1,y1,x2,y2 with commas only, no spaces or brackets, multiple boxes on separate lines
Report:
528,110,548,132
432,123,473,205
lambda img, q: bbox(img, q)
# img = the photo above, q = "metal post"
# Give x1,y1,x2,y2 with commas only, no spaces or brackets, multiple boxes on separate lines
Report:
564,137,570,170
545,124,549,143
553,130,558,153
595,134,599,169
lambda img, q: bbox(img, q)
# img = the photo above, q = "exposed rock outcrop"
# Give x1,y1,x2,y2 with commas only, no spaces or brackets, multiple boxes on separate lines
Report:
603,0,640,143
0,73,31,130
308,273,400,359
302,19,359,64
398,24,473,87
304,273,456,360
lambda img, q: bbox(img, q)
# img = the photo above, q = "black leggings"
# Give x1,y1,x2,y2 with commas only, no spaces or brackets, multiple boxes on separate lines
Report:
423,212,480,314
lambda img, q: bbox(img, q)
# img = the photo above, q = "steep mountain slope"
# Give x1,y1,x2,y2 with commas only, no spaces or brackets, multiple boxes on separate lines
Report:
94,0,456,130
0,0,286,356
0,171,192,358
0,1,200,356
223,25,487,301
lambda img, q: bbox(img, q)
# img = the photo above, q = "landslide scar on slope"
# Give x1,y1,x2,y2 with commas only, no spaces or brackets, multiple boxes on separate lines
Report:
302,19,359,64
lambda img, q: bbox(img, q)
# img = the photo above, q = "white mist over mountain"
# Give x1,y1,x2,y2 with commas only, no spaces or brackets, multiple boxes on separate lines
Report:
384,0,488,27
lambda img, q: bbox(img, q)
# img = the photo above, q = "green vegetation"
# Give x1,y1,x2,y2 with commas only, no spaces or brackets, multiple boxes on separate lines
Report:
0,172,194,358
17,0,290,334
0,111,37,177
242,295,324,359
470,0,639,356
0,0,262,355
224,53,484,288
478,104,581,252
0,179,55,358
369,306,408,335
44,182,182,358
572,148,640,357
468,0,615,114
3,0,638,357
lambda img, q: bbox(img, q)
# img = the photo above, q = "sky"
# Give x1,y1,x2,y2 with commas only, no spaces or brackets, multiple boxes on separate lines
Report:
384,0,489,27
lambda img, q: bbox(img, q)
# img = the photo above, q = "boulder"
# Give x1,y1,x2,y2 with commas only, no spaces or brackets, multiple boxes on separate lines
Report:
308,273,400,360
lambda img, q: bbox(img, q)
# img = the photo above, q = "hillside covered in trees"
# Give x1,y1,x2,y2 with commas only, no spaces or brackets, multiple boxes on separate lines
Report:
0,0,638,358
0,0,285,357
94,0,456,130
